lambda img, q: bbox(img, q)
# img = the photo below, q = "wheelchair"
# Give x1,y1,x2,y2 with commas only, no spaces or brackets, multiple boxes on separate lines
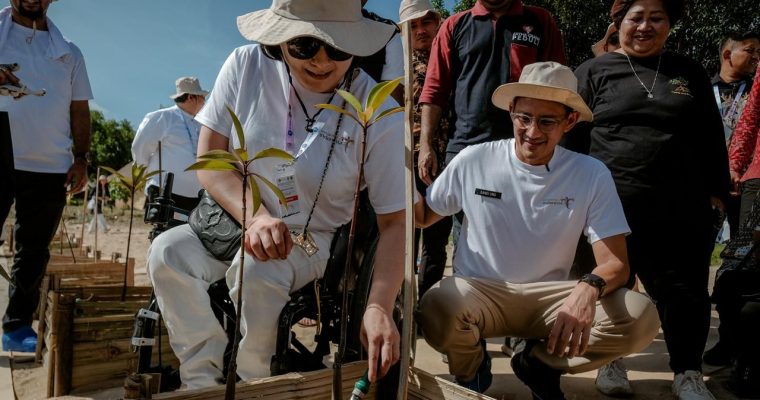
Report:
135,185,402,395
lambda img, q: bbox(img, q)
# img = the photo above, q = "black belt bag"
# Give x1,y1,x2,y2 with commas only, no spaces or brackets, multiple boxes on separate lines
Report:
188,190,242,261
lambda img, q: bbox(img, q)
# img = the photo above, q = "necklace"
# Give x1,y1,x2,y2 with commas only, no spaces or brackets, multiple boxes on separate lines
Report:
287,66,338,133
624,52,662,99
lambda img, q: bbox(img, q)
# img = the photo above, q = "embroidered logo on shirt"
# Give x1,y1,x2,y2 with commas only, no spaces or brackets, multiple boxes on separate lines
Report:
543,197,574,209
512,31,541,47
669,77,692,97
318,130,354,147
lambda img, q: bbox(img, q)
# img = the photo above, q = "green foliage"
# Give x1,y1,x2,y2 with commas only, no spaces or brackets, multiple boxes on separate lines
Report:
449,0,760,72
108,179,130,202
90,110,134,176
318,77,404,128
102,163,160,195
185,106,293,215
453,0,475,13
431,0,451,19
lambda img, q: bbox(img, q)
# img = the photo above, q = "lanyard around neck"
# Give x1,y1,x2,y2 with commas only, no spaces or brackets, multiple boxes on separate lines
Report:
713,81,747,119
179,109,198,157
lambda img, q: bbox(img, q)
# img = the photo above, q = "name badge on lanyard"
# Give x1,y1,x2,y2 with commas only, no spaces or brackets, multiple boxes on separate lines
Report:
275,162,300,218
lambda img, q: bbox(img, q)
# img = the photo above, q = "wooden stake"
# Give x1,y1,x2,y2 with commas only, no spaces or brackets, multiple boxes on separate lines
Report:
93,167,100,258
80,179,88,256
53,294,74,396
398,18,417,400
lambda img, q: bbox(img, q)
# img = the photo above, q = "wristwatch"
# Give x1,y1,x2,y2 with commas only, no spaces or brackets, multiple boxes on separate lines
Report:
579,273,606,299
74,151,90,164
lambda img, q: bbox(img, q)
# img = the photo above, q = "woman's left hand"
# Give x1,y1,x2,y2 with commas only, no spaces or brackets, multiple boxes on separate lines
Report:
360,304,400,382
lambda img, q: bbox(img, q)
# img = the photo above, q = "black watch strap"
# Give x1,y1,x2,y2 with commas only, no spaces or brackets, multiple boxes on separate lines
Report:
579,273,606,299
74,151,90,163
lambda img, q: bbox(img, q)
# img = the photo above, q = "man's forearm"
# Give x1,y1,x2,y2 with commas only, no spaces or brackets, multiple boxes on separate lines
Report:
420,103,443,150
70,100,91,154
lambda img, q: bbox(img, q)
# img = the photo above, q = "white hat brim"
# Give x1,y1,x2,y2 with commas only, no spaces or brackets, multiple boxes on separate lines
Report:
237,9,396,57
399,9,439,25
170,89,209,100
492,83,594,123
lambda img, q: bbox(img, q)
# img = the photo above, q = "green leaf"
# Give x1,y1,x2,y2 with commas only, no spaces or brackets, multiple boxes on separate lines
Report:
248,175,262,215
100,166,128,185
226,105,246,152
371,106,404,125
185,160,240,172
315,103,362,125
337,89,363,115
251,148,295,162
253,172,289,211
235,148,249,162
142,170,162,181
366,77,402,115
198,149,239,162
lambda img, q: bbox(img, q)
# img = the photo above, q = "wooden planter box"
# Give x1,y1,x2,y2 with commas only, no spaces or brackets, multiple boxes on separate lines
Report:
150,363,492,400
47,258,135,288
42,286,178,397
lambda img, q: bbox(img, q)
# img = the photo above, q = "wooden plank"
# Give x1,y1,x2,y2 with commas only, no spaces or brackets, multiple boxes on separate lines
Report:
407,367,494,400
54,294,74,396
153,361,372,400
46,293,59,398
0,352,14,400
35,275,50,362
399,16,417,400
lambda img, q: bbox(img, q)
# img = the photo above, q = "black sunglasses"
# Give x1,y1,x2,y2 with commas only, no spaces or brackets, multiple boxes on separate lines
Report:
286,37,353,61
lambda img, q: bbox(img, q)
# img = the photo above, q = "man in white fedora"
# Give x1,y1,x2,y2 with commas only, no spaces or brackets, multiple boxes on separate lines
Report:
414,61,660,399
132,76,208,211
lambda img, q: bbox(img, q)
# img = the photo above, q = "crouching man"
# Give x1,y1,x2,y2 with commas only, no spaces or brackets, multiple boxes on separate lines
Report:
414,62,660,399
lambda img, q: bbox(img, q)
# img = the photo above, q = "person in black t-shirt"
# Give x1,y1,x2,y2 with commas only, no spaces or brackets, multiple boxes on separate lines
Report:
566,1,730,399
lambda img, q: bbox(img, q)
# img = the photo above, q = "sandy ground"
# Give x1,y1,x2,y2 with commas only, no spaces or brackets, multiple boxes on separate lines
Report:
0,201,748,399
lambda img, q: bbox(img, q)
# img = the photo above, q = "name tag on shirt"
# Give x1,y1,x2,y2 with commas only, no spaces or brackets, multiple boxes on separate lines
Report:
275,162,301,218
475,188,502,199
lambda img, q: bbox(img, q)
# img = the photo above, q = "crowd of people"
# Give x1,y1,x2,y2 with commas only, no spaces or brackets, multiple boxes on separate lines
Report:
1,0,759,399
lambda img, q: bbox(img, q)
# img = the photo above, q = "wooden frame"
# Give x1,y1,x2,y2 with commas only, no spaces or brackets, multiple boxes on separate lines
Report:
41,286,177,397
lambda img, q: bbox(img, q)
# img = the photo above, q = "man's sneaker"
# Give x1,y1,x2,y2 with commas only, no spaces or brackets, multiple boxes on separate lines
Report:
702,341,732,366
511,343,566,400
672,370,716,400
454,340,492,394
595,359,633,397
2,326,37,353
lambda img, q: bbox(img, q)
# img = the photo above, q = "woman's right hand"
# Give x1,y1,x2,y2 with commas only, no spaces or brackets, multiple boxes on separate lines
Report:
244,214,293,261
730,170,742,196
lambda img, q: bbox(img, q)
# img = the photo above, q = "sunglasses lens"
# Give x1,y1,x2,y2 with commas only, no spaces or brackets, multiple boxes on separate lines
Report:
286,37,353,61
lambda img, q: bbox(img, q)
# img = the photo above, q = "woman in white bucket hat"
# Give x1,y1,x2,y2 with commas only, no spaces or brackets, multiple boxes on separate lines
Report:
147,0,407,389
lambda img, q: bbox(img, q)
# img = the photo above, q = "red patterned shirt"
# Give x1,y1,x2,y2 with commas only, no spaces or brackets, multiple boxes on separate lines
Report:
729,65,760,181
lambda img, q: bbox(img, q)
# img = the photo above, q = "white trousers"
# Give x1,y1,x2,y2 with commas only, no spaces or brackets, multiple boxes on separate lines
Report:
147,224,332,389
87,212,108,233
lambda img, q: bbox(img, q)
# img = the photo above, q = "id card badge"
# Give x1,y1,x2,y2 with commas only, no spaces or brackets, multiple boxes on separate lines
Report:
275,162,301,218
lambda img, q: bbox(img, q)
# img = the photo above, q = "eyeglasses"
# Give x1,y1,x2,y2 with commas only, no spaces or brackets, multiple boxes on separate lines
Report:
510,112,567,134
286,37,353,62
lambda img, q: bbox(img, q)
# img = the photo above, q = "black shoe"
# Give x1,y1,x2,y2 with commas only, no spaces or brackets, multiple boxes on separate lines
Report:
703,341,733,366
511,343,565,400
727,360,760,399
454,340,492,394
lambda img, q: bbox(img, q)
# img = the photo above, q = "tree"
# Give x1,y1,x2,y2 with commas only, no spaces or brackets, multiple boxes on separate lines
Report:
431,0,451,19
90,110,134,176
449,0,760,71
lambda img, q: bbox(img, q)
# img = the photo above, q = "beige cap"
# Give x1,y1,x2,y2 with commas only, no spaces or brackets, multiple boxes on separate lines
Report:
492,62,593,122
399,0,440,25
170,76,208,100
591,23,618,57
236,0,395,57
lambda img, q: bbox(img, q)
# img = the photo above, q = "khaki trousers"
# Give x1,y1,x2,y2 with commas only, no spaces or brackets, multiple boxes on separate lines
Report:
416,276,660,381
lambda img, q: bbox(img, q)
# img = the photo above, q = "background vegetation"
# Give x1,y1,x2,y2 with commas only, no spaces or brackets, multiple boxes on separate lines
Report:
435,0,760,71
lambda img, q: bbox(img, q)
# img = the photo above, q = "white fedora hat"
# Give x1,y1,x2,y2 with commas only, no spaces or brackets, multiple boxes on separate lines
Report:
399,0,440,25
237,0,396,57
170,76,208,100
492,62,593,122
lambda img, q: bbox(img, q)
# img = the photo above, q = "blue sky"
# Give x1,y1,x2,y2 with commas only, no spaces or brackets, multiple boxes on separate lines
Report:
44,0,458,128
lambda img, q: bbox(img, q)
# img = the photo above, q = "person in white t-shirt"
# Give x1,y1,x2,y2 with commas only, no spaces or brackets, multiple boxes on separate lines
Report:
0,0,92,353
147,0,406,389
131,76,208,211
414,62,660,399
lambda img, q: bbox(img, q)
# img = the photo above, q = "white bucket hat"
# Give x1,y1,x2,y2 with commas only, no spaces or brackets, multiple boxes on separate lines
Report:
492,62,594,122
591,23,618,57
170,76,208,100
237,0,395,57
399,0,440,25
